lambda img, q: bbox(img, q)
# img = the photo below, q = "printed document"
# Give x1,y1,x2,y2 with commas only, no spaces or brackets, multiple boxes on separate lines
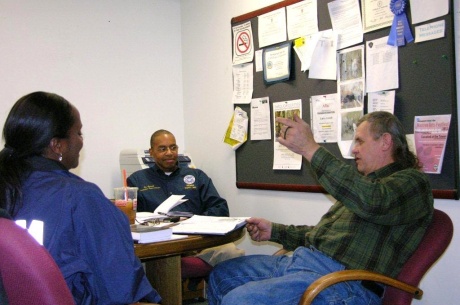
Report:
223,106,248,150
232,63,253,104
368,91,395,114
258,7,287,48
415,20,445,43
365,36,398,93
263,42,291,83
361,0,394,33
327,0,363,50
414,114,451,174
273,100,302,170
286,0,318,40
310,94,339,143
250,97,271,140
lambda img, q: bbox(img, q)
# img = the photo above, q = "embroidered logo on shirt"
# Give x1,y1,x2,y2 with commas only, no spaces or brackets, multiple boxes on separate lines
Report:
184,175,196,185
140,185,161,192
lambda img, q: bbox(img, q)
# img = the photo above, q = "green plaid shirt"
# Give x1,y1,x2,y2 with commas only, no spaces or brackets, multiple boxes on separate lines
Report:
270,147,433,278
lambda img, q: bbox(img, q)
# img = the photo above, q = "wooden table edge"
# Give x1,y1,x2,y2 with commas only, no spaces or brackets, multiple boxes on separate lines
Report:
134,227,246,260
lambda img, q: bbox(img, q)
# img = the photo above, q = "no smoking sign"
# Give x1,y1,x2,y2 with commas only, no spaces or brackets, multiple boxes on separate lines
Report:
235,30,252,56
232,21,254,65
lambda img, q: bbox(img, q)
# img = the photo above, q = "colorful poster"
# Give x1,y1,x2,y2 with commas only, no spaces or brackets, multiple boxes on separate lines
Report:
414,114,451,174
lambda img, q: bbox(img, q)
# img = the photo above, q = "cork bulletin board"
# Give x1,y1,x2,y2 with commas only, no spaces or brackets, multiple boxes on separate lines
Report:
232,0,459,199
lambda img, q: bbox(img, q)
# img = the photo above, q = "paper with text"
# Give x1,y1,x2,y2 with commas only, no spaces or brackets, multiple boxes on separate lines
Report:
250,97,271,140
414,114,451,174
328,0,363,50
366,36,398,93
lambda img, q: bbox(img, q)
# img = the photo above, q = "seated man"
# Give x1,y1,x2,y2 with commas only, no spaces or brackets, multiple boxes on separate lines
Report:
207,111,434,305
127,130,244,278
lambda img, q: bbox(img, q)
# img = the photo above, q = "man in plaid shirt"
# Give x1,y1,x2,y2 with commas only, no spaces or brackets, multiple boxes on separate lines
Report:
207,111,433,305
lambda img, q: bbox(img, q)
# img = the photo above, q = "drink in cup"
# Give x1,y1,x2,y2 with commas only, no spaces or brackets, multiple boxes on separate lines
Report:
113,187,138,224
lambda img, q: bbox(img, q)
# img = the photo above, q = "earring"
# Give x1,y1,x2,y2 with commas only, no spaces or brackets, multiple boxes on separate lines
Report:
59,153,63,162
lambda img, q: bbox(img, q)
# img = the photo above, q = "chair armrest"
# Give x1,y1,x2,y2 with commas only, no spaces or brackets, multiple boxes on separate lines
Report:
273,248,289,256
298,270,423,305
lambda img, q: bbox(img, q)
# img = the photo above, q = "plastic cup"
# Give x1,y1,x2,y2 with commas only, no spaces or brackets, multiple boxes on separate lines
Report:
113,187,138,224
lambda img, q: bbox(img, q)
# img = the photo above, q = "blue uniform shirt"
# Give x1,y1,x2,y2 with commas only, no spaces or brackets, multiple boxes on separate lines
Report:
15,156,161,305
127,164,229,216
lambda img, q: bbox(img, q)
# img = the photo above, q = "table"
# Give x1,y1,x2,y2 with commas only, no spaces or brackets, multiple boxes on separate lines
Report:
134,228,245,305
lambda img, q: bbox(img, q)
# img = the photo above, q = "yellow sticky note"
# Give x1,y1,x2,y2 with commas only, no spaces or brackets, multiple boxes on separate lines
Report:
294,37,305,48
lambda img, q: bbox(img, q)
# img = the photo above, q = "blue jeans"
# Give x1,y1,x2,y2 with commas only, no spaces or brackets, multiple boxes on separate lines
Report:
207,247,382,305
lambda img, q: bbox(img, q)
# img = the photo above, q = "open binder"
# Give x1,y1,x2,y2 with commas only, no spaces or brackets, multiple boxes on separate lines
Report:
172,215,248,235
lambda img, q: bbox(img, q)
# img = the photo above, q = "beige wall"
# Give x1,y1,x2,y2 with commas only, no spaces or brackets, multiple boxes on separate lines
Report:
0,0,185,194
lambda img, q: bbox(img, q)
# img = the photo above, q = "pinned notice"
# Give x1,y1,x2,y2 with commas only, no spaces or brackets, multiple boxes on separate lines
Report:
223,107,248,150
415,20,445,43
414,114,451,174
232,21,254,65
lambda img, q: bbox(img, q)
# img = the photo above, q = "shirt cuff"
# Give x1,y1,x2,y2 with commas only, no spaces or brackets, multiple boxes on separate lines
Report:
269,223,286,243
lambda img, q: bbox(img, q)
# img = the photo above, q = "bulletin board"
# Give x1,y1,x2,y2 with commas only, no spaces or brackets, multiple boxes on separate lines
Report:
232,0,459,199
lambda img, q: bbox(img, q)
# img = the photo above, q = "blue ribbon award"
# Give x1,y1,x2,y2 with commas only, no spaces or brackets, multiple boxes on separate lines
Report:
388,0,414,46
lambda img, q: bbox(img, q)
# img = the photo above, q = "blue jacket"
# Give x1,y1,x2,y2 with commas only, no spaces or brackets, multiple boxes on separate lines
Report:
127,164,229,216
15,156,161,305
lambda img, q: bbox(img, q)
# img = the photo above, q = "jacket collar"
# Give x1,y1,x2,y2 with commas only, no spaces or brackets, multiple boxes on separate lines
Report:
27,155,68,171
152,163,180,176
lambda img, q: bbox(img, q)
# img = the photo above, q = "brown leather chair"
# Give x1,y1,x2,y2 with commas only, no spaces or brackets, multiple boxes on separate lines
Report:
298,209,453,305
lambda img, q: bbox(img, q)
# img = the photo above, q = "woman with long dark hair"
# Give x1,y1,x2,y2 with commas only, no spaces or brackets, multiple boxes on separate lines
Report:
0,92,160,305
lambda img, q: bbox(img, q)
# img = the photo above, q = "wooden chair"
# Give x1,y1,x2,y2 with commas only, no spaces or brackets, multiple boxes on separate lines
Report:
298,208,453,305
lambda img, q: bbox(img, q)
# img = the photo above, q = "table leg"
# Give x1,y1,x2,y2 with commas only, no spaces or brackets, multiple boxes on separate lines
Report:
144,255,182,305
